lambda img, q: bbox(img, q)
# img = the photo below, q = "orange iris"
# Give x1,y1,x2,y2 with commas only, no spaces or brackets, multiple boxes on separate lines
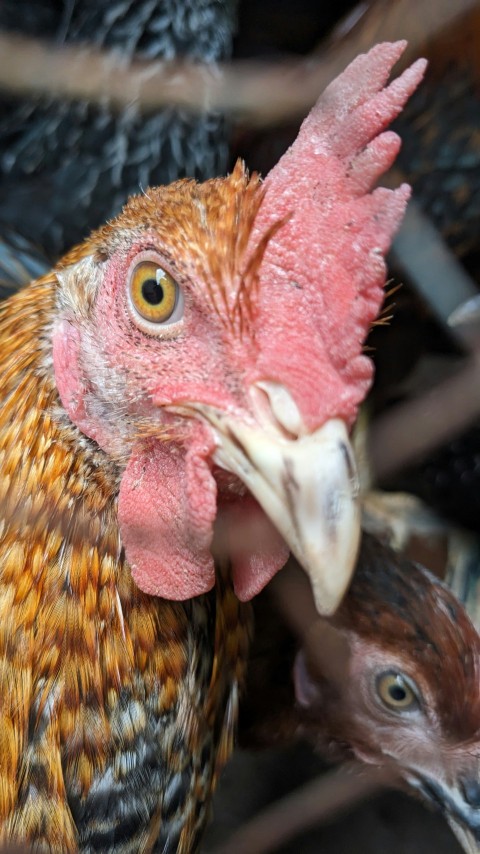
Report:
129,261,179,323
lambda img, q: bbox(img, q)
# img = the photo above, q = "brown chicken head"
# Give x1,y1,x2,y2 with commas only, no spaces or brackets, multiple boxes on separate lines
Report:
296,534,480,850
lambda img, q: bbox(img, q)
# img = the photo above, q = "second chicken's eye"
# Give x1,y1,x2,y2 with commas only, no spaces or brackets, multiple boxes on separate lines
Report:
129,260,182,325
376,671,419,713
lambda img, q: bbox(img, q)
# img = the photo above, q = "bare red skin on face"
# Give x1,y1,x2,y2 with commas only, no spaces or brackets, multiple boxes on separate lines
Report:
53,317,289,600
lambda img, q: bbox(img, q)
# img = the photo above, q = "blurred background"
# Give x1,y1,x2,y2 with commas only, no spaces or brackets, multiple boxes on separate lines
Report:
1,1,480,851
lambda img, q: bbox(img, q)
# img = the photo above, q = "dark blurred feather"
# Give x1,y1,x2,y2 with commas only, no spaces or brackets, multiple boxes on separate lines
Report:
395,69,480,259
0,229,49,297
0,0,237,258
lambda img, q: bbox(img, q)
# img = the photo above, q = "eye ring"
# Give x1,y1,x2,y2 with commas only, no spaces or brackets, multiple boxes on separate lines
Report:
376,671,420,713
127,254,184,332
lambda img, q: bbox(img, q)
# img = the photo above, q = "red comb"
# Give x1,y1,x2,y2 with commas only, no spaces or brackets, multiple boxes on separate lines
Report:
253,42,427,429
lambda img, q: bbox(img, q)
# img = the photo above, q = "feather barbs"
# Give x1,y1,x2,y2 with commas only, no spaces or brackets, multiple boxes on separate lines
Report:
71,160,286,340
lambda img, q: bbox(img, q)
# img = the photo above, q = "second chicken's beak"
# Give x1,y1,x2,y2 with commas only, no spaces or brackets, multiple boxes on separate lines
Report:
194,392,361,615
449,819,480,854
410,776,480,853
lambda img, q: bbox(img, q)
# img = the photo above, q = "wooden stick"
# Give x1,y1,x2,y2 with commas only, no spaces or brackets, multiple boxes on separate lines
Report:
0,0,478,125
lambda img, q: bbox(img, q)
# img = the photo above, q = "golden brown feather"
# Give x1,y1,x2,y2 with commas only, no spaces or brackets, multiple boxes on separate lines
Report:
0,267,252,851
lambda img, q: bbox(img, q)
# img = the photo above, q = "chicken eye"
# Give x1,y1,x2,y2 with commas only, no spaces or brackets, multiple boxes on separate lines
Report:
376,672,419,712
129,260,181,325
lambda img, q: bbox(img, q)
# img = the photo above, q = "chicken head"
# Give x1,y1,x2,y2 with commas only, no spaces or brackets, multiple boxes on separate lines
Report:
296,534,480,849
52,42,426,614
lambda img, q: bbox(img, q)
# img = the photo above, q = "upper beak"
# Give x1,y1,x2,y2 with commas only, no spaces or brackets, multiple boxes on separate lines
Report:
192,384,361,615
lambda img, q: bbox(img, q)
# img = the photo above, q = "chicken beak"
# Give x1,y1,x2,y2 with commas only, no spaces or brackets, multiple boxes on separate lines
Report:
198,400,361,615
410,776,480,853
448,818,480,854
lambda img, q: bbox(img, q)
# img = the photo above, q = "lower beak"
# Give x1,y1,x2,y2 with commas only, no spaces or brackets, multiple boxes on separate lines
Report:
203,407,361,615
448,819,480,854
412,777,480,853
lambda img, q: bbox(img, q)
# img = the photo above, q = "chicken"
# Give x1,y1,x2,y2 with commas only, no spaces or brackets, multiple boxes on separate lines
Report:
0,43,424,850
293,533,480,852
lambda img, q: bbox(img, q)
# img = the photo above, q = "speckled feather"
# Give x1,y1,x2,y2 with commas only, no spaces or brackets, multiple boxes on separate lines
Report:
0,271,251,850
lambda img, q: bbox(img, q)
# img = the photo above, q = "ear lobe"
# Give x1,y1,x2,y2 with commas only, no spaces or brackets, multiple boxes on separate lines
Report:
294,620,352,709
52,317,113,450
294,649,324,709
52,318,91,433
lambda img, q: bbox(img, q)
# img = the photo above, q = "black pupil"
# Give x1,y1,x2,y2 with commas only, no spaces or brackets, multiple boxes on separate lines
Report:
142,277,164,305
389,684,407,702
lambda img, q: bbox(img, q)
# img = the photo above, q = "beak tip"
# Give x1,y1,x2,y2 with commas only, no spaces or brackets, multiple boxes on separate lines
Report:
447,817,480,854
308,515,361,616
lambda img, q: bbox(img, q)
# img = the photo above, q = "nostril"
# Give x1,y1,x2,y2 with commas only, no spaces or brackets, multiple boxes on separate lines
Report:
460,777,480,808
251,382,304,438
